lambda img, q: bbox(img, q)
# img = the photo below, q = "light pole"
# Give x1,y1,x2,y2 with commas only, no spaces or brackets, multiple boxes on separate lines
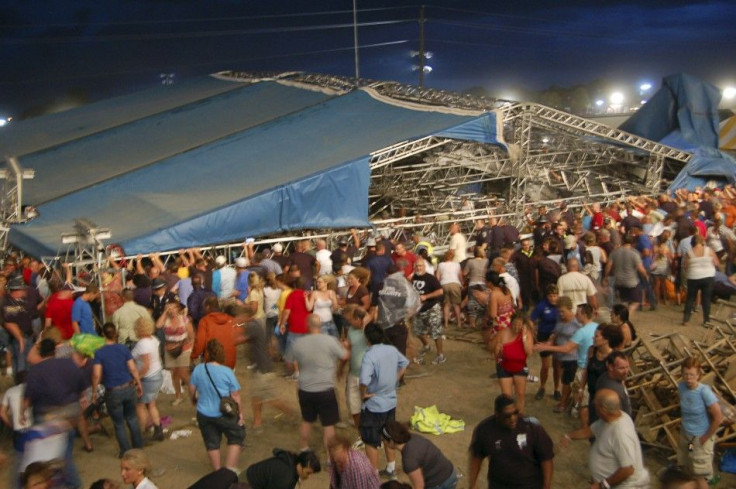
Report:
353,0,360,84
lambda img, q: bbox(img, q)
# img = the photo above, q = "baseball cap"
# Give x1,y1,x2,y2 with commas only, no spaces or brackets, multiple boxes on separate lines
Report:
235,257,248,268
215,255,227,266
273,243,284,253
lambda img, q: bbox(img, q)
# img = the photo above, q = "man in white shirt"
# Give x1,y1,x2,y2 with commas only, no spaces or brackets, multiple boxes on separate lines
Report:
557,258,598,311
315,239,333,276
448,222,468,263
589,389,650,489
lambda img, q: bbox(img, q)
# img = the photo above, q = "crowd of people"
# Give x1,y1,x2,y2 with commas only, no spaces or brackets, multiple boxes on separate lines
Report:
0,185,734,488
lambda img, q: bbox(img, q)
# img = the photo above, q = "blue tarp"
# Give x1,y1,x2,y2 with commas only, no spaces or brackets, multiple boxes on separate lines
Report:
1,75,504,257
619,73,736,191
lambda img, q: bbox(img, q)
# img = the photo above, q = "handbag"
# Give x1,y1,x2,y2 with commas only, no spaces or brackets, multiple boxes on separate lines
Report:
204,364,239,418
165,341,184,359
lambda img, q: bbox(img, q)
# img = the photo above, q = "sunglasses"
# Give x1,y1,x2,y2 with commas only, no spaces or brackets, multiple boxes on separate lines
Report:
499,409,520,419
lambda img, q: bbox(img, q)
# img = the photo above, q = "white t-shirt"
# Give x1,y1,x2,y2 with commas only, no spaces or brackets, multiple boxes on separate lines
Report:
500,272,520,304
1,383,33,431
437,261,462,286
557,271,597,308
264,286,282,319
589,413,650,488
316,249,333,276
218,266,237,299
132,336,162,378
449,233,468,263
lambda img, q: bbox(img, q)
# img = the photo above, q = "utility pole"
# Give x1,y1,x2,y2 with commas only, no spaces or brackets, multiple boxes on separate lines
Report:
353,0,360,85
418,5,425,88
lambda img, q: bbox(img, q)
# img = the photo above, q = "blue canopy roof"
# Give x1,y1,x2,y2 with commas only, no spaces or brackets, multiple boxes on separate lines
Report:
1,75,503,257
619,73,736,192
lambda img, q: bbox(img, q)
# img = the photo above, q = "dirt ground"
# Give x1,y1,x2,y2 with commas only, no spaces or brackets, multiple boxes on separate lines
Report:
1,302,735,488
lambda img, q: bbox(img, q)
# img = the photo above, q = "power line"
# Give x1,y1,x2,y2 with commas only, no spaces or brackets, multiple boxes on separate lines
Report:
0,6,421,28
0,39,413,86
2,19,416,45
429,19,613,41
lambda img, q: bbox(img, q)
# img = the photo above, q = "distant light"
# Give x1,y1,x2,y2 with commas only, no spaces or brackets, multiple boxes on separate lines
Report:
424,51,433,59
0,119,6,127
610,92,625,105
595,100,605,107
641,100,647,105
422,65,432,74
542,137,550,144
724,87,736,100
640,83,652,91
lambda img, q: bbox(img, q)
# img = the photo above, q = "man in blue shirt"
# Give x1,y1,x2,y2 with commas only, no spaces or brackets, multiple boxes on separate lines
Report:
359,323,409,477
72,284,99,335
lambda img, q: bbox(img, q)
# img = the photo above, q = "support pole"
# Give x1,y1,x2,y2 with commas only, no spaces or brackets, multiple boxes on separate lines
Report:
418,5,425,88
353,0,360,84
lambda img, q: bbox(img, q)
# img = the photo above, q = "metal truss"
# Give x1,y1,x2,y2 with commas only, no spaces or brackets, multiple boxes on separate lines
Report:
7,72,697,269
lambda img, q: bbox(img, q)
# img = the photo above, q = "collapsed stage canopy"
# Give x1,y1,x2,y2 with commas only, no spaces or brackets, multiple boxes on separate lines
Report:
1,73,503,257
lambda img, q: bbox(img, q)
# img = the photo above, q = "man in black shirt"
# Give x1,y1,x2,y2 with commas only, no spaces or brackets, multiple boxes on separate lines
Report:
411,259,445,365
468,394,554,489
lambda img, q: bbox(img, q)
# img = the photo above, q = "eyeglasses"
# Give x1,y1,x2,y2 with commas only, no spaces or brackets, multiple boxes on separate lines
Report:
499,409,520,419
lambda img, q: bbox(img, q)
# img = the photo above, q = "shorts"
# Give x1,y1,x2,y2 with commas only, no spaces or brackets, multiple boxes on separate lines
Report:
196,411,245,450
616,285,640,304
360,407,395,447
442,283,462,306
251,371,276,401
320,321,339,338
139,371,163,404
298,389,340,426
165,347,192,369
413,304,443,340
286,332,305,356
346,374,362,415
677,431,715,479
496,362,529,379
560,360,577,385
536,330,553,358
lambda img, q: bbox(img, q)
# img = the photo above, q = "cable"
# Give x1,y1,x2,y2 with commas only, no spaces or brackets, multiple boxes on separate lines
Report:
0,39,412,86
2,19,416,45
0,5,421,28
429,19,613,41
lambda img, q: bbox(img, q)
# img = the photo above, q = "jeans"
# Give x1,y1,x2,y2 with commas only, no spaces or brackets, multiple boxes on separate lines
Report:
640,274,657,309
105,384,143,455
429,468,459,489
683,276,714,324
320,320,339,338
63,428,82,489
9,335,33,382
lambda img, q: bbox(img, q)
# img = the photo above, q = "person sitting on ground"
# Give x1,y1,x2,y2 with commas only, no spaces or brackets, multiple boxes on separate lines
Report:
328,432,381,489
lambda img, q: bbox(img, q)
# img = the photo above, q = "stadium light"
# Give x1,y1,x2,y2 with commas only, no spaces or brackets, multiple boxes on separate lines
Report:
640,83,652,92
724,87,736,100
609,92,624,105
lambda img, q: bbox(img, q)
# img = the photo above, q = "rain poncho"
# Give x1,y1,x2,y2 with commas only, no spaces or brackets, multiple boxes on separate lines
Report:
376,271,421,327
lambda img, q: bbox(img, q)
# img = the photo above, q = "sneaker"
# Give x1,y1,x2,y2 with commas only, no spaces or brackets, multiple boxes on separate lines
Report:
379,468,398,481
553,390,562,401
534,388,545,401
413,356,426,365
431,354,447,365
351,438,365,449
527,374,539,382
419,345,431,355
171,397,184,406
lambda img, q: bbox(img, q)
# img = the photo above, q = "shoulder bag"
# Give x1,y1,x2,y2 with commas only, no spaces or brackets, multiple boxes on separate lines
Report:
203,364,239,418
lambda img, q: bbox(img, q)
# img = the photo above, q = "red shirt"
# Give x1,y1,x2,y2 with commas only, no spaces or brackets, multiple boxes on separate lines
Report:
285,289,309,334
392,251,417,279
45,292,75,339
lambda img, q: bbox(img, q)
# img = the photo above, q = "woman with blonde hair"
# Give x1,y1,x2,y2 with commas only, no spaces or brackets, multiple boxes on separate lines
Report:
120,449,157,489
132,317,164,441
244,272,265,320
305,275,339,337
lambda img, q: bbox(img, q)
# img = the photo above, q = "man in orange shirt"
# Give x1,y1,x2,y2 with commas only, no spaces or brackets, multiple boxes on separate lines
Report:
191,297,236,369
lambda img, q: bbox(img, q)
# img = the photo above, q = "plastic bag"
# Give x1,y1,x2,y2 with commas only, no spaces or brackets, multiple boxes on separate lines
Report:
160,369,175,395
376,272,421,327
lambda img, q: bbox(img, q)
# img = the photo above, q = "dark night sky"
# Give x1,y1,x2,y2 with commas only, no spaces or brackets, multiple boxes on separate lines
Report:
1,0,735,118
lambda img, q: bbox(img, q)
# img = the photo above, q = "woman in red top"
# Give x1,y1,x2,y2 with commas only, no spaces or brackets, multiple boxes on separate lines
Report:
495,315,534,414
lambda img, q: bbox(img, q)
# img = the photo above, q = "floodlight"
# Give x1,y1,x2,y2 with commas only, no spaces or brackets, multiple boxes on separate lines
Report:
724,87,736,100
609,92,624,105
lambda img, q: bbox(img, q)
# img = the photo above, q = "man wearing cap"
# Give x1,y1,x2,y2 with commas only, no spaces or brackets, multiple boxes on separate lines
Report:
72,284,100,336
150,278,176,322
468,393,554,489
270,243,291,274
3,277,35,383
212,256,236,300
233,257,251,302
